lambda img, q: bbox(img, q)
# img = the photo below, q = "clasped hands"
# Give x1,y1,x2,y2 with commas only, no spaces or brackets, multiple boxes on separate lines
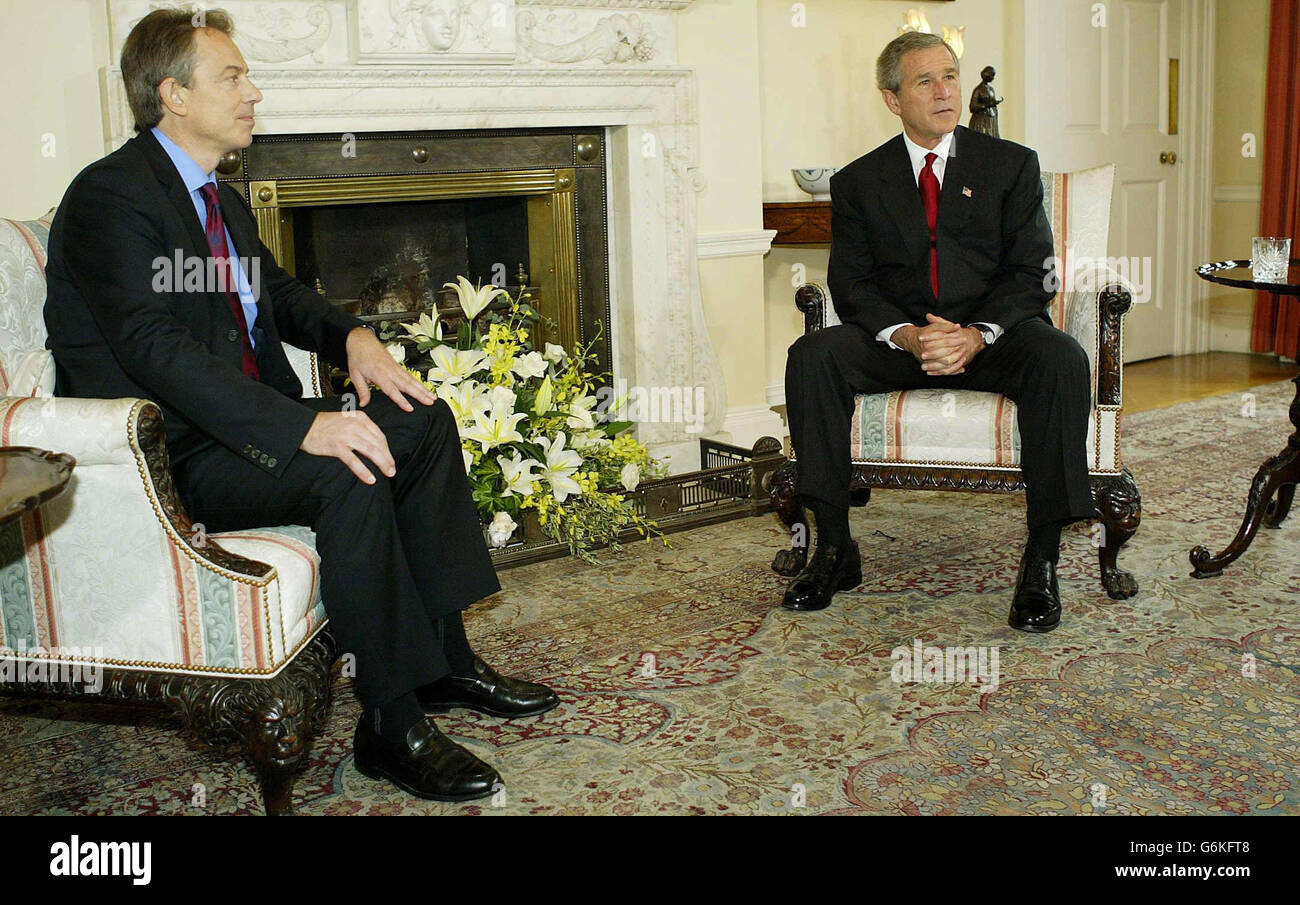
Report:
892,314,986,376
299,326,437,484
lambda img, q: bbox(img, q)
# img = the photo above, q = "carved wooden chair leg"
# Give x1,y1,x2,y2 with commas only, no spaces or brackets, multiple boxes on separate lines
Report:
768,460,809,575
178,631,337,816
849,485,872,507
1092,469,1141,600
1263,483,1295,528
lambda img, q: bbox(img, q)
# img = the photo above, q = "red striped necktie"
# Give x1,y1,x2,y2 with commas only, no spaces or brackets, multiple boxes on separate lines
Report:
919,151,940,298
198,182,261,381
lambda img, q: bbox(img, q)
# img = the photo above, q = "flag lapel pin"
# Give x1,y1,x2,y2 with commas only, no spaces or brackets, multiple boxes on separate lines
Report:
962,186,973,198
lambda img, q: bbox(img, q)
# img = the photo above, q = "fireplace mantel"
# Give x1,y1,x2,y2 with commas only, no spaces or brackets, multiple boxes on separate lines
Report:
102,0,722,470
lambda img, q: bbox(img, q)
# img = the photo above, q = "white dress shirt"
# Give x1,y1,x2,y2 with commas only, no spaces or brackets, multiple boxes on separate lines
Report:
877,129,1002,349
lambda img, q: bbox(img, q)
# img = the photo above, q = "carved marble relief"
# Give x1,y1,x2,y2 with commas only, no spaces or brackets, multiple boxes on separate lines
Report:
111,2,350,65
240,3,334,62
355,0,516,62
516,10,656,64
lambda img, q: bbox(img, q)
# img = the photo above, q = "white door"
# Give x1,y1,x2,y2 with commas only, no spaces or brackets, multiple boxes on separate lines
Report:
1021,0,1185,362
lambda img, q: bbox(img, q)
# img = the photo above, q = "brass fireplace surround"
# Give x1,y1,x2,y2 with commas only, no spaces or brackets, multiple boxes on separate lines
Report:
216,128,610,373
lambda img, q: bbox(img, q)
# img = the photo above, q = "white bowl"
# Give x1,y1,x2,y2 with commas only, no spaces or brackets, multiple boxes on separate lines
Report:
792,167,837,200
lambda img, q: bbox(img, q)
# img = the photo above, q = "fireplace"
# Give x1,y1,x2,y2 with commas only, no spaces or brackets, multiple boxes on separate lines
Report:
217,127,610,376
102,0,728,471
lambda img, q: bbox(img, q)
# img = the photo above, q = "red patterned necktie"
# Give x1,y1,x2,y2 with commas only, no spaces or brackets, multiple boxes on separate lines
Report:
198,182,260,380
919,151,940,298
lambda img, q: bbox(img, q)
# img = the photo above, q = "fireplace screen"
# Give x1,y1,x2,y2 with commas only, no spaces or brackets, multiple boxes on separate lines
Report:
220,128,610,376
292,196,532,320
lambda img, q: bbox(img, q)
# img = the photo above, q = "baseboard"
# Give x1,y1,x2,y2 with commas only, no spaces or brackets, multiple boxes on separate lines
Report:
717,404,786,449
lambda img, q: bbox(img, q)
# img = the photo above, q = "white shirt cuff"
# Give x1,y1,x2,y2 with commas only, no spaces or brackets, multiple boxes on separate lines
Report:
971,322,1003,344
877,323,912,350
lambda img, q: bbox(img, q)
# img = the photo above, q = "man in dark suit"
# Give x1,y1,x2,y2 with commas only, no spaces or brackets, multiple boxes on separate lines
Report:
44,8,558,802
783,32,1094,631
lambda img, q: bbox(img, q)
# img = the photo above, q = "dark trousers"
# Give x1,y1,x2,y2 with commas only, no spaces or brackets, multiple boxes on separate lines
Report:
172,395,500,708
785,318,1095,530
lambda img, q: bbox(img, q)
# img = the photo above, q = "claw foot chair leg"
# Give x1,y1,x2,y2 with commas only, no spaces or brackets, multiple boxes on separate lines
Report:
178,631,337,816
768,460,809,576
1092,469,1141,600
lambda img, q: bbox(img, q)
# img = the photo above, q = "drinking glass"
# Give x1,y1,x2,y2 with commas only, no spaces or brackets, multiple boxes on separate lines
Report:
1251,237,1291,283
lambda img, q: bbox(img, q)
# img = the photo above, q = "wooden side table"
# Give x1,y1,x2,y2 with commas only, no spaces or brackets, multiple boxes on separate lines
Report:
0,447,75,524
1189,258,1299,577
763,201,831,246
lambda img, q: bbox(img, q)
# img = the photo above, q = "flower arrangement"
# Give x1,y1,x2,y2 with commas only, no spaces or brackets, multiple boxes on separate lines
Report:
377,277,665,563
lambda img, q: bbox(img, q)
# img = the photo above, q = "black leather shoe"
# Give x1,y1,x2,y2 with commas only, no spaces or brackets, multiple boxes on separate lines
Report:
1008,547,1062,633
353,715,500,802
417,658,560,718
781,542,863,611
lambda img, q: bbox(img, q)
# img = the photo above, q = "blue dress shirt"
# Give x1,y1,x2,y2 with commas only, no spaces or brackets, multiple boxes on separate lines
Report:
151,127,260,349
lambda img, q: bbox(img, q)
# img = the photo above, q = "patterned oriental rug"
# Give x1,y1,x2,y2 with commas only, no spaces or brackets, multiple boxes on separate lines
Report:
2,381,1298,816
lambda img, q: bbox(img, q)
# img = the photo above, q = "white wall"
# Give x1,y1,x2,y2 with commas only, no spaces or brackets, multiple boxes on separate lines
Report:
0,0,111,220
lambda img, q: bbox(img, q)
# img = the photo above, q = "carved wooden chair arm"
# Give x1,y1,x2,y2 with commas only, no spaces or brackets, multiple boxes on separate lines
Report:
795,281,829,335
0,395,272,580
1095,282,1133,407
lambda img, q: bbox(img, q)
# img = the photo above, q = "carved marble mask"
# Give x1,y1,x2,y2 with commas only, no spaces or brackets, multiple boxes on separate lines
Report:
421,0,462,51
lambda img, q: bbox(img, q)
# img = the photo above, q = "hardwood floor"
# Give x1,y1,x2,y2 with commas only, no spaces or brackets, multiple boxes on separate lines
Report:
1122,352,1297,414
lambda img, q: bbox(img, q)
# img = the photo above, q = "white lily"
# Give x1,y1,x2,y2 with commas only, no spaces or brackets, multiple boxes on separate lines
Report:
462,447,474,475
462,390,527,452
511,351,547,381
485,384,518,411
536,431,584,502
426,344,488,385
620,463,641,492
385,343,406,364
543,342,567,364
497,451,541,497
566,393,599,432
441,378,490,426
532,375,554,416
487,511,518,548
570,429,608,451
398,311,442,344
444,275,507,323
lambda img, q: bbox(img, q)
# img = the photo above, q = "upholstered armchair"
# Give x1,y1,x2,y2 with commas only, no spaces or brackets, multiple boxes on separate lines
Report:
0,211,333,815
770,165,1142,599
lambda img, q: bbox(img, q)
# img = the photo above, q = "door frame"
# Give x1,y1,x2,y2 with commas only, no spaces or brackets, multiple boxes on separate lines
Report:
1175,0,1215,355
1007,0,1215,357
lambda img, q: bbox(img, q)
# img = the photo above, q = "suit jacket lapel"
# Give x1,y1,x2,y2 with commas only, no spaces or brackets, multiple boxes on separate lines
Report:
878,135,930,264
937,126,976,234
138,132,274,344
935,127,981,304
137,131,213,265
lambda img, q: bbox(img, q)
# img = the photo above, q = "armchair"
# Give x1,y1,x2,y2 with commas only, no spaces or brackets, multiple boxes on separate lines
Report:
770,164,1142,599
0,211,334,815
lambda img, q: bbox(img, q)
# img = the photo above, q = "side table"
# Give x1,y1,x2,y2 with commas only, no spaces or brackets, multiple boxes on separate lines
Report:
1188,258,1299,577
0,447,76,525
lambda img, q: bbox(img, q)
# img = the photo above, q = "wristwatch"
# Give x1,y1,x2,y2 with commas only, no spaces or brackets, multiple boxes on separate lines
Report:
974,324,996,346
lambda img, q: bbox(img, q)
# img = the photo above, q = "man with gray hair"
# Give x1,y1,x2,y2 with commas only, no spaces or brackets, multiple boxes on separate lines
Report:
44,7,558,803
782,32,1094,631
